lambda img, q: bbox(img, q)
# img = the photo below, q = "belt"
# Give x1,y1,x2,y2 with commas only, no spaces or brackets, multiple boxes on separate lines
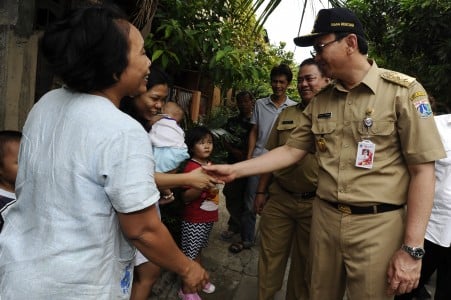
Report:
324,200,404,214
275,179,316,199
292,191,316,199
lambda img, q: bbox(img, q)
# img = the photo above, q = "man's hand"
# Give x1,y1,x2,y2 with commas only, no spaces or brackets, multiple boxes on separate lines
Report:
180,260,209,293
188,167,221,190
254,194,267,215
386,249,421,296
202,164,236,183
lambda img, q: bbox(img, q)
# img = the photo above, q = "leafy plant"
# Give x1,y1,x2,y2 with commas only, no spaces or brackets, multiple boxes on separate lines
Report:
344,0,451,112
145,0,298,97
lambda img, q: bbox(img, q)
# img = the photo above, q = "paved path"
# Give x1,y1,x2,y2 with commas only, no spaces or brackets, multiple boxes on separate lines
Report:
149,189,271,300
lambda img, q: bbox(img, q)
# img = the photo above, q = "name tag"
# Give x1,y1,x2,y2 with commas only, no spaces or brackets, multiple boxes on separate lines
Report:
355,140,375,169
317,112,332,119
282,120,294,124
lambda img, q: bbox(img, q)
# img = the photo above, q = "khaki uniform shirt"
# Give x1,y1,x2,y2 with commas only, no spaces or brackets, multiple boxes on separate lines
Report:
286,60,446,205
266,105,318,193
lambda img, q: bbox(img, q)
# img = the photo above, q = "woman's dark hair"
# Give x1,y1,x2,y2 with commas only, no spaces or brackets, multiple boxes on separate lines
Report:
270,63,293,83
40,5,130,93
145,65,172,91
185,126,213,157
119,66,172,128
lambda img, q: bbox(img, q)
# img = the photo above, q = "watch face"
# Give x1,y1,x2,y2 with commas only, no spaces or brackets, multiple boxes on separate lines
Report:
413,247,425,259
402,244,425,259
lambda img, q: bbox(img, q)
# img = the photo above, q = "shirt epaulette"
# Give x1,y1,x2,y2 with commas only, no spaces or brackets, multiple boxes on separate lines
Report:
380,71,416,88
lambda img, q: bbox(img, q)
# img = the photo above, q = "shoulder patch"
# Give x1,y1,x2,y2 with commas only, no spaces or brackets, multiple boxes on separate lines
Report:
380,71,416,88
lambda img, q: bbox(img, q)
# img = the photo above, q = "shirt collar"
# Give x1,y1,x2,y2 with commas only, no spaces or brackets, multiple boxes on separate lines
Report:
264,95,291,107
334,59,379,94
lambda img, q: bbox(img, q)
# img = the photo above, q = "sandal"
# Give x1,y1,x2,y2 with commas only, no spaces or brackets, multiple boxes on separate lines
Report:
228,242,244,254
178,289,202,300
220,230,235,240
229,241,252,254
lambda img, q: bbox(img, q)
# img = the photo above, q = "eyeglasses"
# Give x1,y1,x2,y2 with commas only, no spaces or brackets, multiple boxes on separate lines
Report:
310,38,340,57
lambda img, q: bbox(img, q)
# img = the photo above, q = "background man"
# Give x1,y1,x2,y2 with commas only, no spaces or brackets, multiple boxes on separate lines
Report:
228,64,297,253
255,58,329,299
221,91,254,241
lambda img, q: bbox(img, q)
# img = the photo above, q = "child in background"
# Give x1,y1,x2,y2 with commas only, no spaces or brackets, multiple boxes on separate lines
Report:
179,126,218,300
149,101,189,204
0,130,21,232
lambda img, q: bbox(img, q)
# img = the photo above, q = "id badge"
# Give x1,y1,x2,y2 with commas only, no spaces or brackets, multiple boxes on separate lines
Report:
355,140,375,169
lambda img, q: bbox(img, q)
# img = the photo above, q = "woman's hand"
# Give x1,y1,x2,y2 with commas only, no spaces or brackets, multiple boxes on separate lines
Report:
187,167,221,190
180,260,209,293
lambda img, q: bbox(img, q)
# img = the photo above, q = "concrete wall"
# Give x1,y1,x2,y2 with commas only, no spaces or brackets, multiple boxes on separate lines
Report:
0,0,38,131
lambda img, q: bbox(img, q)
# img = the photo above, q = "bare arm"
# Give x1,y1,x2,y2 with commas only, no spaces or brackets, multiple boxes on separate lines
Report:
386,162,435,296
247,124,258,159
118,205,208,292
204,144,306,182
182,186,203,204
155,167,218,190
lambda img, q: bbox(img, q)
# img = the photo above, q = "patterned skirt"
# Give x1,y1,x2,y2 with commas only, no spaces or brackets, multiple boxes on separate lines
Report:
181,220,214,259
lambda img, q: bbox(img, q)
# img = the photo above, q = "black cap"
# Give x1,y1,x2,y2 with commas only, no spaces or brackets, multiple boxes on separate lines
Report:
294,8,364,47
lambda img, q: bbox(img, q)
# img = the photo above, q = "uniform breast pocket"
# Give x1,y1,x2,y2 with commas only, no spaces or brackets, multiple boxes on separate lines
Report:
356,121,395,160
311,121,336,157
276,123,297,144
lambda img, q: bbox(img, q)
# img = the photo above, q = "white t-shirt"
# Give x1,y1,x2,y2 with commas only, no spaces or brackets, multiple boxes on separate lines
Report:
149,116,187,148
426,114,451,247
0,88,159,299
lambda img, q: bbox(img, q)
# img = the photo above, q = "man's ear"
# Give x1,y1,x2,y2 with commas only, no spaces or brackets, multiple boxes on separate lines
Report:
346,34,358,53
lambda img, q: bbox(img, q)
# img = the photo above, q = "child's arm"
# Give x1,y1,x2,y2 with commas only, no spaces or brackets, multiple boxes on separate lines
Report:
182,187,204,204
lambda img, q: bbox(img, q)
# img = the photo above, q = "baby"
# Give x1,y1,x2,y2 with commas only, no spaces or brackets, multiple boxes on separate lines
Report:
149,101,190,204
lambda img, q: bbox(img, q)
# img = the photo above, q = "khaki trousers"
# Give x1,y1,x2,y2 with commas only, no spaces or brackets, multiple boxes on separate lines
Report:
309,199,405,300
258,181,313,300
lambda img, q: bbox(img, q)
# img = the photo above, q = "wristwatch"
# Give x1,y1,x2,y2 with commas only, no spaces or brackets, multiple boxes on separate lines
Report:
401,244,425,260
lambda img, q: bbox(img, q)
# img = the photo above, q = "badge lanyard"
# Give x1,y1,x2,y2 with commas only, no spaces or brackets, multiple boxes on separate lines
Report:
355,108,376,169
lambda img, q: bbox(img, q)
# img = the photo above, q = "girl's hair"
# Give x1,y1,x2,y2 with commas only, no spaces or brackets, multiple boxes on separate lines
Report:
185,126,213,157
39,5,130,93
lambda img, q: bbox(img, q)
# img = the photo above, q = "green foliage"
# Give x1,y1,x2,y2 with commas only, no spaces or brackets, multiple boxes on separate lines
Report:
343,0,451,112
146,0,297,96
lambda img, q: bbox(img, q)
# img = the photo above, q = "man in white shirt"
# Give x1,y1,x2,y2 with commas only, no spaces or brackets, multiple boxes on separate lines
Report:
396,113,451,300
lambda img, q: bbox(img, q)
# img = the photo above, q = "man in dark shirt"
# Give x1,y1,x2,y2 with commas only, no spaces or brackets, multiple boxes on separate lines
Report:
221,91,254,241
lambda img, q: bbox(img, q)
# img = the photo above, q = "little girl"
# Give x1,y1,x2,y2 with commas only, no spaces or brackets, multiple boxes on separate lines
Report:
178,126,218,300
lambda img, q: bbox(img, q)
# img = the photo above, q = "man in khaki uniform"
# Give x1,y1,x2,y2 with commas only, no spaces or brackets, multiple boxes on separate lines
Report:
205,7,446,300
255,59,329,300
